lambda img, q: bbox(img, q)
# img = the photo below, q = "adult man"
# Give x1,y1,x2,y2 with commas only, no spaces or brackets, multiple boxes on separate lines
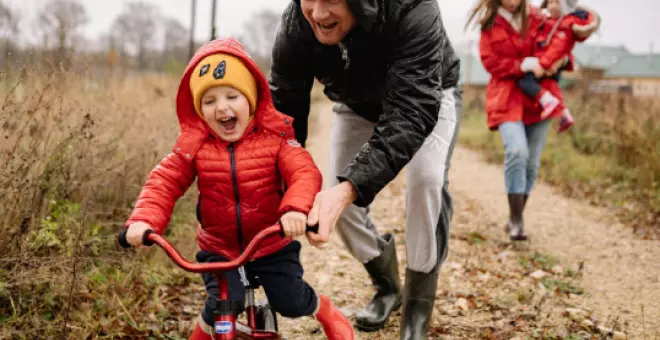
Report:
269,1,461,338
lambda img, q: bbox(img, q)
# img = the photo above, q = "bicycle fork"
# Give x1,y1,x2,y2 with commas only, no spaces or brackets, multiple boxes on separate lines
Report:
212,268,279,339
213,272,237,340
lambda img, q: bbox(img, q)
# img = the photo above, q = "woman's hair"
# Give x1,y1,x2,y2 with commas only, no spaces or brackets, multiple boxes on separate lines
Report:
466,0,530,36
540,0,548,8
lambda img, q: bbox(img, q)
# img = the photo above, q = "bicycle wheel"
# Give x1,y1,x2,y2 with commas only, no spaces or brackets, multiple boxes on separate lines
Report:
255,300,278,332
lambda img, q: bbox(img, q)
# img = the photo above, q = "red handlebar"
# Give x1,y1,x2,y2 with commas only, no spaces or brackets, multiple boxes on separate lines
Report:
147,225,282,273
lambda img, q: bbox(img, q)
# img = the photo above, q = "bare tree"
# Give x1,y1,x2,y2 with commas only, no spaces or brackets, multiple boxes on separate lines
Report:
161,17,189,71
39,0,89,67
189,0,197,59
0,1,17,36
0,1,18,67
163,18,188,55
112,1,160,69
93,32,120,71
210,0,217,40
239,9,281,70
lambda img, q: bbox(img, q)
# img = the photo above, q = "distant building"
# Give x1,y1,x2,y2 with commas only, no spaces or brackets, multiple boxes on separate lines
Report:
597,55,660,97
458,43,660,98
458,53,581,91
570,44,660,97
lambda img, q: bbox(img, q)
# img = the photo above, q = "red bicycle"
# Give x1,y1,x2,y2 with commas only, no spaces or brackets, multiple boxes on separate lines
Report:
118,224,318,340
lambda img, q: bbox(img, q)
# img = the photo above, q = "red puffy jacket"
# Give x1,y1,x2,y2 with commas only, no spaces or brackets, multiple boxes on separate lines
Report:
534,10,597,70
479,6,563,129
125,39,322,260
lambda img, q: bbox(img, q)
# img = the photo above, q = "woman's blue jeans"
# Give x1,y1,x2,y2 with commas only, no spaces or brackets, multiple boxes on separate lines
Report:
498,120,551,194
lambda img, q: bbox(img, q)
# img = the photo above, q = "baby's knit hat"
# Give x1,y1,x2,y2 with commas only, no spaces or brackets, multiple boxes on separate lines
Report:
560,0,579,14
189,53,258,117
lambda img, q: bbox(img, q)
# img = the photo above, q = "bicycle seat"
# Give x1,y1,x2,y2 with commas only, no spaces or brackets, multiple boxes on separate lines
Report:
238,267,262,289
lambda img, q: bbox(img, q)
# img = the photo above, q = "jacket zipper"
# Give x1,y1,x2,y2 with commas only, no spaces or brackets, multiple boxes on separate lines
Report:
228,143,244,252
338,42,350,70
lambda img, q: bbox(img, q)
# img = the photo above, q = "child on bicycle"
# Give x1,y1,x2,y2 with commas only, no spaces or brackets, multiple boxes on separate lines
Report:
122,38,354,340
518,0,599,132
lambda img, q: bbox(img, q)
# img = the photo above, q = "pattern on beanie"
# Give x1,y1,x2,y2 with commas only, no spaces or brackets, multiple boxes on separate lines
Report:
199,64,210,77
213,61,226,79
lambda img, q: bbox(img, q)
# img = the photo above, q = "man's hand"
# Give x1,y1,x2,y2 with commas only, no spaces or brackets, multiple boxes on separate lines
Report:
280,211,308,238
306,181,357,248
126,222,154,247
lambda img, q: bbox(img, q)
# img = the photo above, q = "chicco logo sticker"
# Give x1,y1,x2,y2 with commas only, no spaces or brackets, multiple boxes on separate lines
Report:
213,61,226,79
215,321,233,334
287,139,301,147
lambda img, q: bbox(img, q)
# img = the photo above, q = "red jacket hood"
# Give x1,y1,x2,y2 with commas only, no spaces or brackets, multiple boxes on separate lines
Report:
173,38,295,153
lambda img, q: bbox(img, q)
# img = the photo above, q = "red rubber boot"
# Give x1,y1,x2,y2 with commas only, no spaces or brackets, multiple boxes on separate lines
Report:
315,294,355,340
189,321,212,340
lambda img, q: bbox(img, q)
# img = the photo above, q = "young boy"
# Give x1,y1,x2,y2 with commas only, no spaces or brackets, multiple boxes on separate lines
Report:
518,0,600,132
121,38,354,340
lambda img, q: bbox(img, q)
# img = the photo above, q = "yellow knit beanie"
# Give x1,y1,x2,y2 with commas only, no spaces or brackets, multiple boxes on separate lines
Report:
190,53,258,117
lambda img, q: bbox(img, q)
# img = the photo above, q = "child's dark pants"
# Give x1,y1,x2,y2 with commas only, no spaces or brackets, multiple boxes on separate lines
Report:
518,72,543,99
518,67,566,99
195,241,318,326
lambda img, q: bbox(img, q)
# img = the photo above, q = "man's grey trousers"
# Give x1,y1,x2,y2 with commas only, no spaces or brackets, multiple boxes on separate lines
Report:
329,88,462,274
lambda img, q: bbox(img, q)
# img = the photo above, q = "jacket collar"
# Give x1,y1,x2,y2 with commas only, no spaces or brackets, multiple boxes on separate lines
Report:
497,7,522,33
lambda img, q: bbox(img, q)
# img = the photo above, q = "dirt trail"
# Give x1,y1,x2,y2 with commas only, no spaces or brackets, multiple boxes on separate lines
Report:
150,100,658,339
281,100,660,339
450,144,660,338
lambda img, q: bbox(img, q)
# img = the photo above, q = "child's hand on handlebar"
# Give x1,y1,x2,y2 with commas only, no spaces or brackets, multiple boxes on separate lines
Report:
280,211,307,238
126,222,154,247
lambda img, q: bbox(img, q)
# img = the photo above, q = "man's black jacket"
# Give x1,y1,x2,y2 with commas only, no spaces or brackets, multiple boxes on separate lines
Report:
269,0,460,207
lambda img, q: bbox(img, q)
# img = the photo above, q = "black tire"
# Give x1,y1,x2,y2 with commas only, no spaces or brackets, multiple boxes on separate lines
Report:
255,301,278,332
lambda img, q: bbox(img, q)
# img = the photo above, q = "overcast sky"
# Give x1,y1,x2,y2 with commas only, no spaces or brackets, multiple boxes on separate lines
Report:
8,0,660,54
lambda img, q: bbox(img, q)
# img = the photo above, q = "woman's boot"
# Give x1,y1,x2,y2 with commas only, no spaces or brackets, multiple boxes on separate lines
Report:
506,193,527,241
315,294,355,340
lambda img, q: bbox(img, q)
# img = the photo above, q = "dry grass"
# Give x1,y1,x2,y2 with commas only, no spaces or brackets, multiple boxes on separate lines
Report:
0,65,190,338
459,90,660,238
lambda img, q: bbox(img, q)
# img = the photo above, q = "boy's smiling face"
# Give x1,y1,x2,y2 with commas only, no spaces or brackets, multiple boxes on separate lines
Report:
201,86,251,142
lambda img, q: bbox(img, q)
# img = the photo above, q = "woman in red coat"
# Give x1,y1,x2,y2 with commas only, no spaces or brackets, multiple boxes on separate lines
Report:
467,0,556,241
468,0,599,242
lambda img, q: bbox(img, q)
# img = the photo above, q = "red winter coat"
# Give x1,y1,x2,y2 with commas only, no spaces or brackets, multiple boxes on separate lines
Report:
125,39,322,260
479,7,562,130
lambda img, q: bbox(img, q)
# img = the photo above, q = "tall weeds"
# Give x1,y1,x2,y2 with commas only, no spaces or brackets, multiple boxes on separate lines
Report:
566,92,660,235
0,64,184,338
460,89,660,237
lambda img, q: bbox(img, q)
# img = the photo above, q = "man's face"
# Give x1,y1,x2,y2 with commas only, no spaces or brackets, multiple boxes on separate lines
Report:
300,0,356,45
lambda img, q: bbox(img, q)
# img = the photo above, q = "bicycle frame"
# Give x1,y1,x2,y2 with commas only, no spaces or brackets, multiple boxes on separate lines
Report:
145,225,283,340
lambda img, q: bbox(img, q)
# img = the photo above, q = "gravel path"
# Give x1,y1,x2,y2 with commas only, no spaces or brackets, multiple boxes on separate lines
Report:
280,100,660,339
